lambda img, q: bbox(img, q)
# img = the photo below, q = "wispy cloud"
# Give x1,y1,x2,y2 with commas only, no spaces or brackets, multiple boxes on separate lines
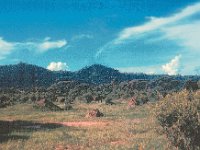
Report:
95,41,113,59
0,37,67,59
20,37,67,53
162,21,200,51
162,55,181,75
95,2,200,75
72,34,93,41
117,65,161,74
37,38,67,52
47,62,69,71
116,2,200,43
0,37,15,60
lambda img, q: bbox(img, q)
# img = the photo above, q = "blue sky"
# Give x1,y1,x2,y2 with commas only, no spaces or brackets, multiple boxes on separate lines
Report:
0,0,200,75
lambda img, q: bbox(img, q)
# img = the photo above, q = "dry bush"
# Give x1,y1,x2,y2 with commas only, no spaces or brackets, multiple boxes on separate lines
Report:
156,90,200,150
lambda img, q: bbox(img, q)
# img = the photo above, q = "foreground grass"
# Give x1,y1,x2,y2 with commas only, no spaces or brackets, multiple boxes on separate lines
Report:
0,102,174,150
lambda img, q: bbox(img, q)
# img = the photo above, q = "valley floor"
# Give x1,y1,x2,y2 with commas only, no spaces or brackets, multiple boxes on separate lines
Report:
0,102,174,150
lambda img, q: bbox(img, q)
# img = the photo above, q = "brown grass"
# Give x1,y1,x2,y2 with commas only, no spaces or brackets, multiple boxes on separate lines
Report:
0,102,174,150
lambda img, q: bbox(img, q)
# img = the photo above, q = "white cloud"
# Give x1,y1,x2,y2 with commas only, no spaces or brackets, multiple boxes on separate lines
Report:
0,37,14,51
94,2,200,75
162,21,200,51
37,39,67,52
116,2,200,43
0,37,68,59
0,37,15,60
96,3,200,58
162,55,181,75
47,62,69,71
72,34,93,41
22,37,67,53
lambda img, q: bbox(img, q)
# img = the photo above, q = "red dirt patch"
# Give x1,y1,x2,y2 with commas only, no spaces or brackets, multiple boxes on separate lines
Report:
110,140,128,145
127,97,136,109
130,118,142,124
55,121,110,127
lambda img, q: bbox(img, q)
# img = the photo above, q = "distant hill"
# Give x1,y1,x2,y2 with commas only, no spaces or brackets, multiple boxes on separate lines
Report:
74,64,121,84
0,62,199,89
0,63,57,88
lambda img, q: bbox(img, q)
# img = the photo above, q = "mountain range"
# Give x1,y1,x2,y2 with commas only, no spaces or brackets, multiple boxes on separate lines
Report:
0,62,199,89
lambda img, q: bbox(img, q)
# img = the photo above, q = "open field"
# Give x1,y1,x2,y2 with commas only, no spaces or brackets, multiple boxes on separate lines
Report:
0,102,174,150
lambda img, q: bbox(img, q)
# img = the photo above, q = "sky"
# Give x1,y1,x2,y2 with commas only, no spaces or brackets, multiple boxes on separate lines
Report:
0,0,200,75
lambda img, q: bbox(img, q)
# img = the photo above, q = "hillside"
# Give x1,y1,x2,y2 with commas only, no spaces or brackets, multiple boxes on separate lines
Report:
0,63,56,88
0,63,200,89
74,64,122,84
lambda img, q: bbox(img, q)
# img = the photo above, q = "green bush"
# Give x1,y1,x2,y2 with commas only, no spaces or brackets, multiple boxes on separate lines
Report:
157,90,200,150
83,93,93,103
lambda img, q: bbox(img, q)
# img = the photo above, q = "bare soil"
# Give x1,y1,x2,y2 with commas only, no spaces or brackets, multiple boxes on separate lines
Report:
54,121,110,127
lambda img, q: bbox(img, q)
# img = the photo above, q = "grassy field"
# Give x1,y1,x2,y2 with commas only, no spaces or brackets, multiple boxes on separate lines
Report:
0,101,174,150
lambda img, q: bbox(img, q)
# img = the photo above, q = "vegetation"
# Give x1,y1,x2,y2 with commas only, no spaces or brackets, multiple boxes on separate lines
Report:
0,103,173,150
157,90,200,150
0,63,200,149
0,95,12,108
0,63,199,88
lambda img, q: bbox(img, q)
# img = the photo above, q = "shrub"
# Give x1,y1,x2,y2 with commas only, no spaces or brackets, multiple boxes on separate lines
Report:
184,80,199,91
105,97,115,105
64,104,72,110
136,93,149,105
156,90,200,150
0,95,11,108
30,95,37,102
83,93,93,103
